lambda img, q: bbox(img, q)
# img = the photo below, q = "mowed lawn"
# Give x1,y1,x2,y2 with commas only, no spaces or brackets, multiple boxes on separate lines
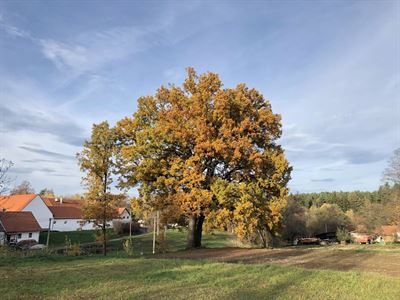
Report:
1,255,400,299
38,229,125,247
38,228,233,250
2,231,400,299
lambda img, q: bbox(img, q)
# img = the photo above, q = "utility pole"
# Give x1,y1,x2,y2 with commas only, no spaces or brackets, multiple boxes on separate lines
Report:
46,218,52,247
152,213,156,254
129,211,132,238
156,210,160,236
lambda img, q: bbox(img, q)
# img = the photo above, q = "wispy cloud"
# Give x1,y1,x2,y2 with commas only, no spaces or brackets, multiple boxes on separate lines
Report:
0,104,85,147
39,26,164,78
311,178,334,183
19,146,75,160
0,13,31,38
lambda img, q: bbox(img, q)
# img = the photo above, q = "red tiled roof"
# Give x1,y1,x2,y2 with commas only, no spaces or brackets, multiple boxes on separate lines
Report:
43,198,83,207
0,211,41,233
43,198,84,219
43,198,128,219
117,207,128,215
380,225,400,235
0,194,37,211
48,206,83,219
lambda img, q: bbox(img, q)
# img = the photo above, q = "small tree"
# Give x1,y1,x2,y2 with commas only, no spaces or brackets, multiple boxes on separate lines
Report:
39,188,55,198
307,204,351,236
383,148,400,185
77,121,123,256
336,227,350,244
0,159,13,195
281,197,308,242
10,180,35,195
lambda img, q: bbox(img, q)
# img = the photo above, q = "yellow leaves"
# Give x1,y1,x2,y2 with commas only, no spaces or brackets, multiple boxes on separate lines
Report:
114,68,291,238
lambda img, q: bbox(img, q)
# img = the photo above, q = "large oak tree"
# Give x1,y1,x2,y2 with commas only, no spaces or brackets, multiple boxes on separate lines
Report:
116,68,291,248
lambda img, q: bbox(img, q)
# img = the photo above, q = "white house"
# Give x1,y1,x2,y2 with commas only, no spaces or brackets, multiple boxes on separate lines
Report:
0,194,53,229
43,198,93,231
0,211,41,245
117,207,131,221
43,198,130,231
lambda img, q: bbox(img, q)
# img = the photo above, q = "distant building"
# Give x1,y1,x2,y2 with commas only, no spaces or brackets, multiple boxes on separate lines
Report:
377,225,400,243
0,194,52,229
43,197,94,231
0,195,130,233
0,211,42,245
117,207,131,221
44,197,131,231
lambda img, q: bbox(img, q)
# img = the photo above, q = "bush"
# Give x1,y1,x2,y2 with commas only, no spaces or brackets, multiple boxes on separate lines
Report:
64,236,82,256
0,245,17,257
113,220,141,235
123,239,134,256
16,239,37,250
336,227,351,243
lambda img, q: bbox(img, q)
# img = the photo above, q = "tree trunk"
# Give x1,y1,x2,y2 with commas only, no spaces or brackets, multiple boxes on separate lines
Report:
186,215,205,249
103,222,107,256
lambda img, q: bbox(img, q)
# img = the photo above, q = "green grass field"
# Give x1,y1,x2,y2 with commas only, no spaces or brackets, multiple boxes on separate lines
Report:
2,231,400,299
1,255,400,299
39,228,234,254
38,229,124,247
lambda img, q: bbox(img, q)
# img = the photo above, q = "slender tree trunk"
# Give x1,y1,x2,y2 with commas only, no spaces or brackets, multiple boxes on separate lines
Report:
187,214,205,249
103,222,107,256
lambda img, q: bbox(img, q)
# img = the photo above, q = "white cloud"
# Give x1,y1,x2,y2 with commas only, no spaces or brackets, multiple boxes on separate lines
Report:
39,26,164,78
0,14,31,38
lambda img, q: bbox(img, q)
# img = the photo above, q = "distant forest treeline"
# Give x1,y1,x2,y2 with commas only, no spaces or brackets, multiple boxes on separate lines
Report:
290,183,400,213
280,184,400,240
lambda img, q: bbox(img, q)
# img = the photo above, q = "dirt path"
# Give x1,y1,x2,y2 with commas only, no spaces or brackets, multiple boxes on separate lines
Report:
157,247,400,277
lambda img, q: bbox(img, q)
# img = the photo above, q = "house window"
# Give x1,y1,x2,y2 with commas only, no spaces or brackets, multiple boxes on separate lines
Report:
28,233,32,238
64,221,67,224
17,233,22,239
53,220,57,224
77,221,80,223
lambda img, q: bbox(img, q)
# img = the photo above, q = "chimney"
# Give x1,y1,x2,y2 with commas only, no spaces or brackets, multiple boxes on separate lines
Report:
60,197,63,204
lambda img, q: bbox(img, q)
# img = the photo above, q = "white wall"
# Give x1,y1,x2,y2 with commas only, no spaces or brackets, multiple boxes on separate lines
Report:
51,219,96,232
23,196,53,229
119,210,131,221
7,231,40,243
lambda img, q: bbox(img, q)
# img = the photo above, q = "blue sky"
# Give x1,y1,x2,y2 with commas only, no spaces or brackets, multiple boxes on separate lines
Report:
0,0,398,195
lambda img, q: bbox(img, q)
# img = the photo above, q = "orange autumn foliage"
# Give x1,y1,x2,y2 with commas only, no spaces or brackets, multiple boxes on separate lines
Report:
115,68,292,248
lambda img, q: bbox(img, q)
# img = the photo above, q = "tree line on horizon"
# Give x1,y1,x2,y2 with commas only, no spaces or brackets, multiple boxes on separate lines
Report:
281,183,400,242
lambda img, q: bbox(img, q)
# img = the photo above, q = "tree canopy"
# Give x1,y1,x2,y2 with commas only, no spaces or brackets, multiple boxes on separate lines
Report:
77,121,123,255
383,148,400,185
10,180,35,195
116,68,291,248
0,158,13,195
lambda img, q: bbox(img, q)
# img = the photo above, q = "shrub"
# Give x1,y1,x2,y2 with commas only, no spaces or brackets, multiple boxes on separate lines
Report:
64,236,81,256
123,239,134,256
0,245,17,257
336,227,350,243
113,220,141,235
